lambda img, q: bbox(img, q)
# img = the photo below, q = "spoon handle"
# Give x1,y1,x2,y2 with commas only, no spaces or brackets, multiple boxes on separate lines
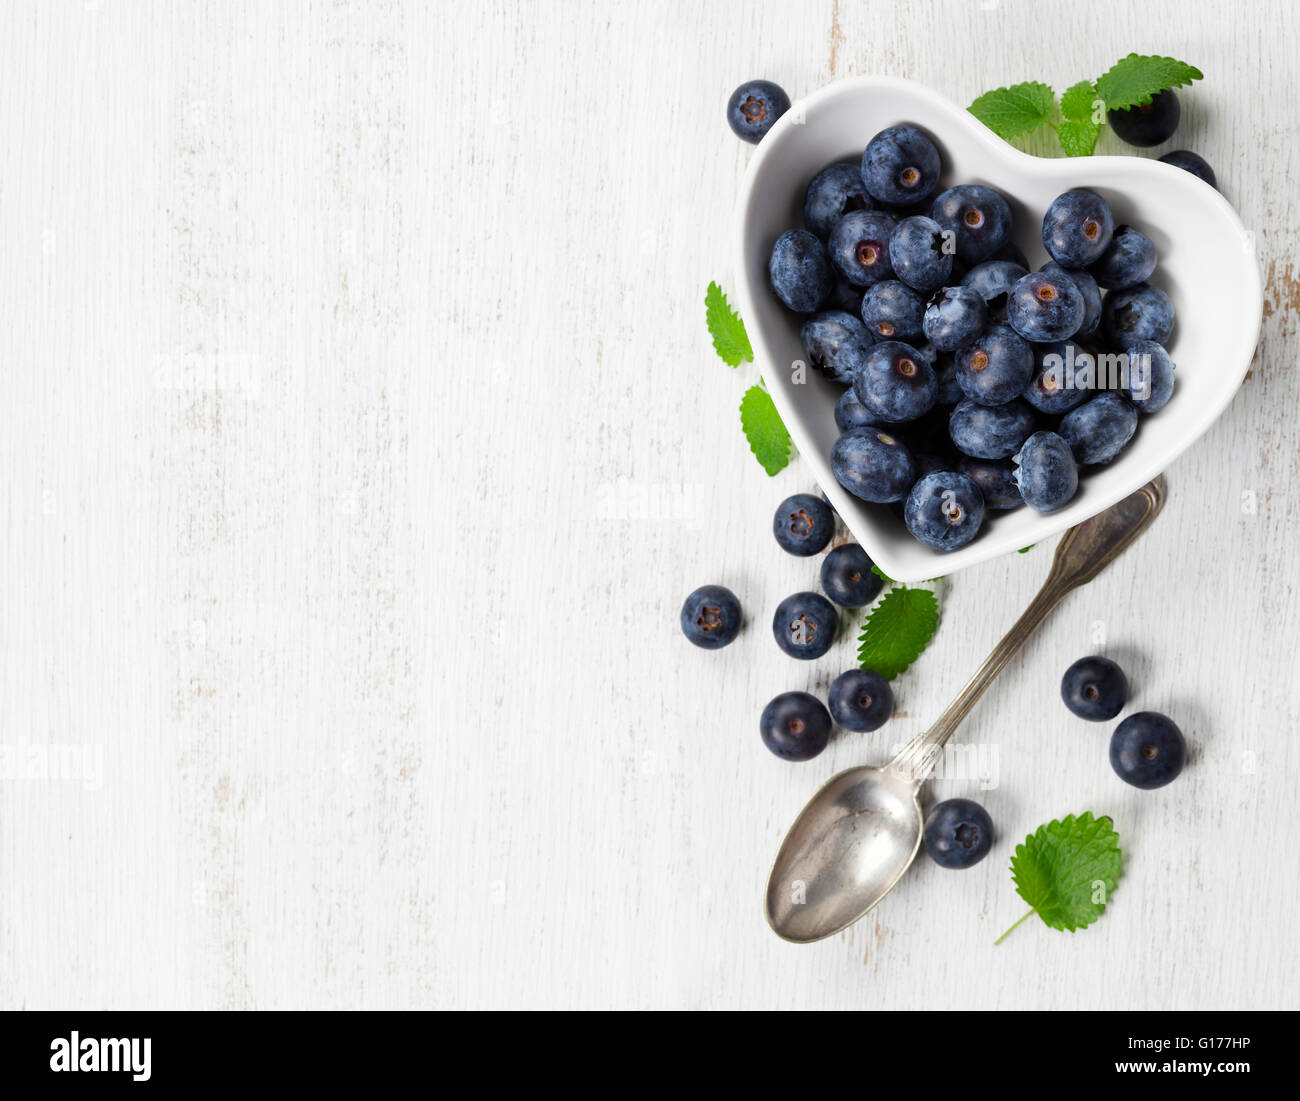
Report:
889,477,1166,781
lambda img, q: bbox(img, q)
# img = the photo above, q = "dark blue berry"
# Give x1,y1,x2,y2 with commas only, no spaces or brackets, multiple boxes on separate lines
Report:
829,210,897,288
680,585,742,649
1108,90,1180,148
771,591,838,660
1012,431,1078,513
904,471,985,551
860,279,926,342
948,398,1036,460
1023,342,1092,414
1103,282,1174,349
1110,711,1186,789
1059,392,1138,465
923,798,993,869
831,426,916,503
760,691,832,761
1042,261,1101,338
1159,149,1217,189
929,184,1012,265
853,340,938,423
826,275,865,313
820,544,883,608
962,259,1027,323
829,668,893,732
955,322,1032,405
957,457,1022,510
773,493,835,557
1007,270,1085,342
800,310,873,384
835,387,877,431
1088,225,1157,290
861,124,942,205
1123,340,1176,413
804,162,874,238
769,229,832,313
1060,656,1128,721
993,239,1030,268
726,80,791,144
889,215,953,293
923,285,988,351
1042,188,1114,268
932,352,962,405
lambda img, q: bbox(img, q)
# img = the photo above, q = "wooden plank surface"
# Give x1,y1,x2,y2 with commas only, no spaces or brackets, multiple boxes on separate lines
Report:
0,0,1296,1009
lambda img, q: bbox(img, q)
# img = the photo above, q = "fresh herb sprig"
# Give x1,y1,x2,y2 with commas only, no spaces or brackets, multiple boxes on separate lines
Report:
857,577,941,680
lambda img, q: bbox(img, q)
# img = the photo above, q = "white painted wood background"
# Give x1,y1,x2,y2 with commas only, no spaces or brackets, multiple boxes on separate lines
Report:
1,0,1297,1010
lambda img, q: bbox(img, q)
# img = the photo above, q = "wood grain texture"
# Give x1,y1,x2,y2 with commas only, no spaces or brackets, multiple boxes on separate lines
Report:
0,0,1296,1009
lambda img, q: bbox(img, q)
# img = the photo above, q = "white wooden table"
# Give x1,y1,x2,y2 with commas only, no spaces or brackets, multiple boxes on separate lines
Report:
1,0,1297,1010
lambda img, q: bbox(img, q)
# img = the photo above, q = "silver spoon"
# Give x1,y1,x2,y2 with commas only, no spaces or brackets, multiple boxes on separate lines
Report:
766,477,1167,943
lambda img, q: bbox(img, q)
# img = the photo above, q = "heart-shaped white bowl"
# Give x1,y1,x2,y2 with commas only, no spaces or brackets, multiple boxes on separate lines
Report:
734,76,1262,581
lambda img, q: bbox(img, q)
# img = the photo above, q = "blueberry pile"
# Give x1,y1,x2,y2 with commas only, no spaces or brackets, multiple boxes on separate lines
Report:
769,123,1180,552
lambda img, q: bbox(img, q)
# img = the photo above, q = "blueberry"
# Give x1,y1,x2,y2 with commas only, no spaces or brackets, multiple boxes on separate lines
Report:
1023,342,1092,415
853,340,938,423
1123,340,1176,413
956,457,1022,510
819,545,882,609
923,285,988,351
861,124,942,205
1059,392,1138,465
1108,90,1180,148
726,80,791,144
1041,188,1114,268
1042,261,1101,338
831,426,917,503
773,493,835,556
961,260,1027,323
932,352,962,405
1006,270,1085,342
1109,711,1186,789
760,691,832,761
828,668,893,732
1159,149,1217,190
904,471,985,551
800,310,873,384
829,210,898,288
1102,282,1174,349
1088,225,1157,291
835,387,877,431
955,322,1032,405
889,215,953,293
860,280,926,342
948,399,1036,460
769,229,832,313
804,162,874,239
929,185,1012,265
826,275,865,313
1060,655,1128,721
680,585,742,650
772,591,839,660
1012,431,1078,513
923,798,993,869
993,239,1030,268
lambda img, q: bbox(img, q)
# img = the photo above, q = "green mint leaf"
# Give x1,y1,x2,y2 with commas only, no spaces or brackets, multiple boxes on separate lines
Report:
1057,117,1101,157
968,82,1054,140
870,563,896,585
1096,54,1202,111
995,812,1123,944
705,281,752,367
857,585,939,680
1059,80,1100,122
739,384,791,475
1017,545,1035,554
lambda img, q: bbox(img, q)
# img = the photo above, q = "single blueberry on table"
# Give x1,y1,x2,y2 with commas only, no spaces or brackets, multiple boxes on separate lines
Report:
948,398,1037,460
955,322,1032,405
769,229,832,313
1108,90,1180,148
835,386,876,431
961,259,1027,323
1007,270,1086,343
799,310,873,385
1041,188,1114,268
1122,339,1176,413
1109,711,1186,789
760,691,832,762
772,493,835,557
852,340,938,423
1060,655,1128,722
860,279,926,342
957,457,1022,510
923,798,994,869
804,162,874,239
829,209,898,288
1103,282,1174,349
831,426,917,503
771,591,839,660
1042,261,1101,339
861,123,942,205
1088,224,1158,291
1159,149,1217,190
726,80,791,144
820,543,884,608
1059,392,1138,466
680,585,742,650
904,470,985,551
1012,431,1078,513
929,184,1013,265
1023,341,1092,415
923,285,988,351
889,215,954,293
828,667,893,732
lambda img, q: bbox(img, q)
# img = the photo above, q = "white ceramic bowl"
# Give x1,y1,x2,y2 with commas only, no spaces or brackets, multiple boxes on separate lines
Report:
734,76,1262,581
